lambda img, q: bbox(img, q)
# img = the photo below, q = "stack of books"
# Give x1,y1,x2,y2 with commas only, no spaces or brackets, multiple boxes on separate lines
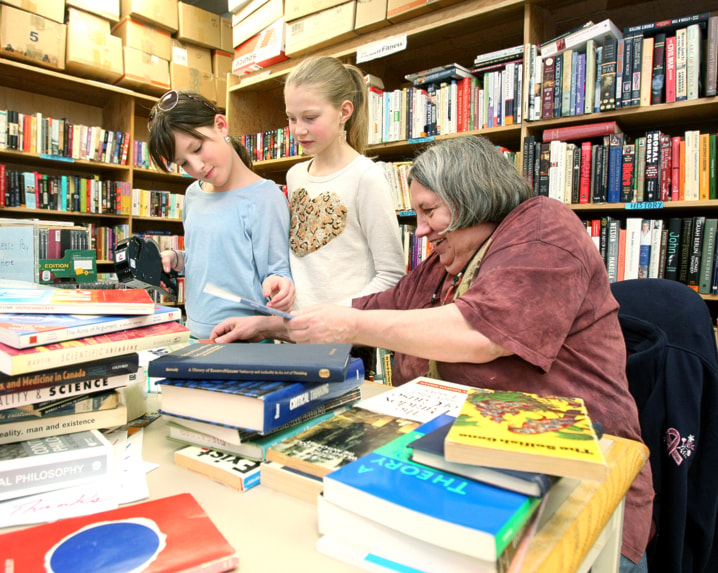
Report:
0,286,190,523
147,342,365,491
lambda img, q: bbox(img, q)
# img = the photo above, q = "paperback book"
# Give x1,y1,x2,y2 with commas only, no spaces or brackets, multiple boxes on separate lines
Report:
0,429,113,502
0,305,181,349
260,461,324,504
0,493,238,573
322,414,541,565
148,342,354,383
0,389,119,422
173,445,261,492
0,321,190,376
444,389,608,480
0,287,155,315
157,358,364,434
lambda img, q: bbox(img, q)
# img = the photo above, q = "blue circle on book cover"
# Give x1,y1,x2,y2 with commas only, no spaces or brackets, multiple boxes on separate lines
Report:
45,518,167,573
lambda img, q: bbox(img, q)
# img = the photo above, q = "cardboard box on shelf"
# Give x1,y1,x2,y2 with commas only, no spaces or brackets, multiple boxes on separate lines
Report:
0,5,66,70
386,0,437,23
220,16,232,52
216,76,227,110
172,39,212,74
355,0,388,33
177,1,221,50
228,0,253,13
284,0,345,23
170,62,217,103
112,16,172,61
231,0,270,25
66,0,121,24
117,45,170,95
66,8,124,83
232,17,287,76
120,0,178,33
212,50,233,78
285,1,356,58
1,0,64,23
231,0,282,48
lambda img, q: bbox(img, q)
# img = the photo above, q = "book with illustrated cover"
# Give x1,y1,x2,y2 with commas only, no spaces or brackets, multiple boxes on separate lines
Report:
0,305,181,349
0,493,238,573
444,389,608,481
0,287,155,315
173,445,261,492
148,342,354,383
158,358,364,434
266,377,472,477
0,353,139,396
0,429,113,502
0,388,119,422
322,414,541,565
0,321,190,376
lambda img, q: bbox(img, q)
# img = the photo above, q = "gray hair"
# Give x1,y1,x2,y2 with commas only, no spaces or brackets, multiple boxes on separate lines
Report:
408,136,533,232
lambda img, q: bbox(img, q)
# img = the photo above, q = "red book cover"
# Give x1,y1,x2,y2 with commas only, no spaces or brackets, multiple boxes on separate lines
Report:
543,121,621,143
0,164,5,207
617,228,627,282
457,76,471,132
659,134,672,201
0,493,238,573
579,141,592,204
671,136,681,201
665,35,677,103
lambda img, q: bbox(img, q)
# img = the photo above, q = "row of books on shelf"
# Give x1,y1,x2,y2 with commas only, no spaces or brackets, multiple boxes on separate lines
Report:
87,223,130,262
132,140,186,175
587,216,718,292
524,125,718,204
131,188,185,220
0,110,130,166
0,165,132,214
238,128,302,163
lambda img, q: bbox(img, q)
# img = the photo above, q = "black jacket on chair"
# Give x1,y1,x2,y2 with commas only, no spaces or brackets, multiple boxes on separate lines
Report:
611,278,718,573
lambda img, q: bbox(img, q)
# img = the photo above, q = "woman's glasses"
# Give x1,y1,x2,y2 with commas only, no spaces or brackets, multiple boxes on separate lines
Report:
147,90,217,130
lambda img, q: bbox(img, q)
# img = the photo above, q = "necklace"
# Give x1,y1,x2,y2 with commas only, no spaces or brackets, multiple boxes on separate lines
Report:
430,236,494,306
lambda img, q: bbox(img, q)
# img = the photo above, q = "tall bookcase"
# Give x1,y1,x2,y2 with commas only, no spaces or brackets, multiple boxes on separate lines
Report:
226,0,718,319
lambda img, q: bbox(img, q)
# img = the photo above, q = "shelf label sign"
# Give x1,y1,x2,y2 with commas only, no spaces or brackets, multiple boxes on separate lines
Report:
357,34,407,63
625,201,664,210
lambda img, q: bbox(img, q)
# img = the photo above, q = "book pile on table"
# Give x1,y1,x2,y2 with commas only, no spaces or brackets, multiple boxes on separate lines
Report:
0,285,191,526
146,342,365,492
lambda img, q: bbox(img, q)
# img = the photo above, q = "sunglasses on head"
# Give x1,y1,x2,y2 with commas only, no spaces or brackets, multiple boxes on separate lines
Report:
147,90,218,130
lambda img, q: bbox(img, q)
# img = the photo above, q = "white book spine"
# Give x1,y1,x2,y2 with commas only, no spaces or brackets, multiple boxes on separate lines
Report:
686,23,701,100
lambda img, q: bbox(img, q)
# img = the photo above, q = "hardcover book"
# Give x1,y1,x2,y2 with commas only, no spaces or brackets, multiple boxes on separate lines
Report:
322,414,541,564
0,429,113,502
409,415,556,498
173,445,261,492
540,18,622,59
157,358,364,434
0,305,181,349
148,342,354,383
444,389,608,481
0,493,238,573
0,287,155,315
0,321,190,376
542,120,622,143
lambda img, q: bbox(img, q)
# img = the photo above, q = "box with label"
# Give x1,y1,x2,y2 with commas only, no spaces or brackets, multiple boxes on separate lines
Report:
355,0,388,33
0,0,64,23
284,0,345,22
386,0,437,23
120,0,178,33
170,63,216,103
0,5,66,70
117,45,170,95
66,8,124,83
220,16,232,52
216,76,227,110
112,16,172,61
285,1,356,58
39,250,98,285
177,2,221,50
172,39,212,74
212,50,233,79
232,17,286,76
232,0,282,48
66,0,121,24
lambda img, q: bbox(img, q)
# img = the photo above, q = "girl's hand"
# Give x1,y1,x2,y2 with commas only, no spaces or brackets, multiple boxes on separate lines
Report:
160,250,176,274
263,276,295,312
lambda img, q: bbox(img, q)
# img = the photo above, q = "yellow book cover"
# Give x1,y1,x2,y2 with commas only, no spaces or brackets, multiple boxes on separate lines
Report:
444,389,608,481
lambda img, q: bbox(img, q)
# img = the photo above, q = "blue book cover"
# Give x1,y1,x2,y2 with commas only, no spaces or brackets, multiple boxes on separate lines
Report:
323,413,541,563
409,415,556,498
606,137,624,203
148,342,354,383
158,358,364,434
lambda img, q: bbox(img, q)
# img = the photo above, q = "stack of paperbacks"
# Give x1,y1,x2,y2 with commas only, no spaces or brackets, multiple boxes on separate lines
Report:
279,377,608,573
146,342,364,492
0,286,190,519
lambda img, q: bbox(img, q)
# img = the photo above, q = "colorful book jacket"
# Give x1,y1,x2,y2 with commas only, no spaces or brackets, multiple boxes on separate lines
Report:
173,445,261,492
322,413,541,564
148,342,354,383
409,416,556,498
444,389,608,481
0,305,181,349
0,287,155,315
0,353,139,396
0,321,190,376
0,429,113,502
157,358,364,434
0,493,238,573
